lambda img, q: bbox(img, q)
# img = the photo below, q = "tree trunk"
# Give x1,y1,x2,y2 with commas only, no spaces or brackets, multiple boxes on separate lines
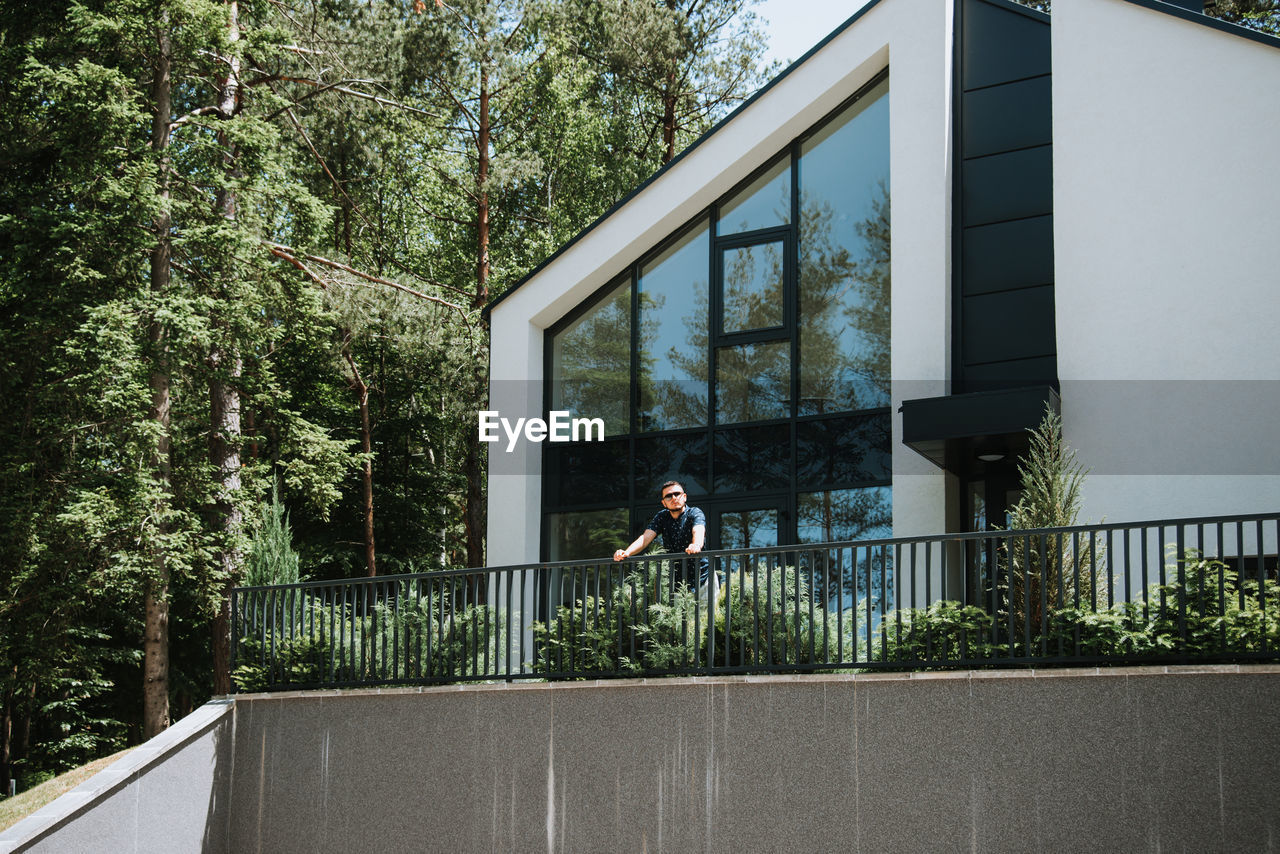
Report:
661,69,677,165
16,683,33,764
475,64,491,310
210,0,243,697
463,55,492,569
464,362,486,570
143,12,173,738
0,679,12,788
342,343,376,577
209,346,243,695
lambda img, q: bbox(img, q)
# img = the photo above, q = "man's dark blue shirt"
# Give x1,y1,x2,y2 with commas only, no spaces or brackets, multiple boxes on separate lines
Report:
646,506,709,584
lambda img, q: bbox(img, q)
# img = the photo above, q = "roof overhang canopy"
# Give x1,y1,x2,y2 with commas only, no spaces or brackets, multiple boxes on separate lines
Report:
900,385,1060,474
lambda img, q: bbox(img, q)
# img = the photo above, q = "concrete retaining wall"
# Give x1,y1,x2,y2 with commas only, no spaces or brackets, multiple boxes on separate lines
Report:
6,667,1279,853
0,699,233,854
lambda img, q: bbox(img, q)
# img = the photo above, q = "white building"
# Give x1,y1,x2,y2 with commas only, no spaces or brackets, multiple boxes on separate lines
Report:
484,0,1280,571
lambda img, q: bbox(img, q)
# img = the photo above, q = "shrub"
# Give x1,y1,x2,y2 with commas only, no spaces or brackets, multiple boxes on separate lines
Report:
232,601,335,691
1000,407,1104,635
874,600,996,666
534,561,704,674
712,561,860,668
244,483,301,588
233,585,505,690
534,560,866,675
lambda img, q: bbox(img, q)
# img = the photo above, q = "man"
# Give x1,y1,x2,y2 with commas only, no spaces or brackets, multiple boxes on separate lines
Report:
614,481,717,601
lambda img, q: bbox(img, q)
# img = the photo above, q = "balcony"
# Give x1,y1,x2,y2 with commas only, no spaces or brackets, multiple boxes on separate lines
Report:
230,512,1279,692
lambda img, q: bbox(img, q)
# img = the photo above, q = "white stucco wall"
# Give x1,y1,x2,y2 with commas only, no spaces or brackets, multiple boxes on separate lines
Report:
1052,0,1280,525
487,0,954,566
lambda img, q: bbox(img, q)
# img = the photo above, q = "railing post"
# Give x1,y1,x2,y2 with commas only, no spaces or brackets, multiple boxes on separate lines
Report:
1176,525,1187,663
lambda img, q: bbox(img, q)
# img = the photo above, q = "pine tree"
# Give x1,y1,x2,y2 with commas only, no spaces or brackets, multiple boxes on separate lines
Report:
245,484,302,588
1003,408,1098,638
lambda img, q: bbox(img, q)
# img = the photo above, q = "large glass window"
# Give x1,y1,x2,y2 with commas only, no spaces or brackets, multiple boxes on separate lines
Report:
720,508,780,550
637,220,710,432
798,78,890,416
721,240,785,333
550,276,631,436
545,440,629,506
717,158,790,236
715,341,789,424
634,432,709,498
797,487,892,544
795,414,891,488
544,71,890,562
798,487,893,615
547,508,630,562
713,424,790,493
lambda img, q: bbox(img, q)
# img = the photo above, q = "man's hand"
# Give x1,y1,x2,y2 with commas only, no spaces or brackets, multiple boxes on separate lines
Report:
615,530,655,562
687,524,705,555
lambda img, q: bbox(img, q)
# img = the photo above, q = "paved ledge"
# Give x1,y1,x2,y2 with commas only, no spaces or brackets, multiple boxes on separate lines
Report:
226,661,1280,700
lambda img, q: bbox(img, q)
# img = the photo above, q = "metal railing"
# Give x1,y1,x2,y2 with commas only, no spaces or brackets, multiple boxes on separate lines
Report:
230,512,1279,692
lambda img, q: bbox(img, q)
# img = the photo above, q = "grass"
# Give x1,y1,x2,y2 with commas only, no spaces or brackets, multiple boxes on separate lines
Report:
0,747,137,834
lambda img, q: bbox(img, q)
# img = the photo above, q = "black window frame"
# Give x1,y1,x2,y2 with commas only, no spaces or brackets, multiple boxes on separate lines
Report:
541,69,892,562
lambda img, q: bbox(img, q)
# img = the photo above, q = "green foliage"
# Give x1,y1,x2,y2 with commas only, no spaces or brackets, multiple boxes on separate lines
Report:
1045,549,1280,659
245,484,302,588
0,0,778,786
232,545,1280,693
525,548,1280,680
533,562,703,674
880,550,1279,667
715,563,859,667
232,631,333,694
876,601,997,665
1001,406,1101,635
533,561,863,675
232,587,505,691
1014,0,1280,36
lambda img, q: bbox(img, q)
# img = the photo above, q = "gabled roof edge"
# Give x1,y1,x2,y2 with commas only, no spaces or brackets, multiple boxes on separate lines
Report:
1121,0,1280,50
975,0,1051,24
482,0,890,319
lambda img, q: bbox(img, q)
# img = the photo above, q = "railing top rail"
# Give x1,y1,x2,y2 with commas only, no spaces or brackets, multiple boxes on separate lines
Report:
229,510,1279,594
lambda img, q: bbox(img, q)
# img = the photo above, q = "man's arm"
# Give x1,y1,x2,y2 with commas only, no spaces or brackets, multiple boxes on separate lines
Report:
685,524,705,554
614,529,657,561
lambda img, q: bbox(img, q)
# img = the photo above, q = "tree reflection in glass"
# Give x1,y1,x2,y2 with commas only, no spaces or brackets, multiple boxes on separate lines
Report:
797,486,893,615
721,509,779,550
798,80,890,415
717,157,790,236
715,341,789,424
548,507,631,561
637,221,710,431
722,240,784,333
551,277,631,435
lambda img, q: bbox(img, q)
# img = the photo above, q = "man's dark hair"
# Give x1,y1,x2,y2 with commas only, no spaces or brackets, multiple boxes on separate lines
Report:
659,480,683,495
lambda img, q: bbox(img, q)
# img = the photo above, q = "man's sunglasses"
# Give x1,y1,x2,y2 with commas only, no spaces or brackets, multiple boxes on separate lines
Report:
662,491,683,500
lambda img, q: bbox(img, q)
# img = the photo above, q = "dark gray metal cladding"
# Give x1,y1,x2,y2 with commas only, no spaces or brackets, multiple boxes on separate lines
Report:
956,0,1056,396
901,0,1056,476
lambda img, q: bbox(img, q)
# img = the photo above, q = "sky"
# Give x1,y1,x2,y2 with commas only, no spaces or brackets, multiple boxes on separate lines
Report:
754,0,870,67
